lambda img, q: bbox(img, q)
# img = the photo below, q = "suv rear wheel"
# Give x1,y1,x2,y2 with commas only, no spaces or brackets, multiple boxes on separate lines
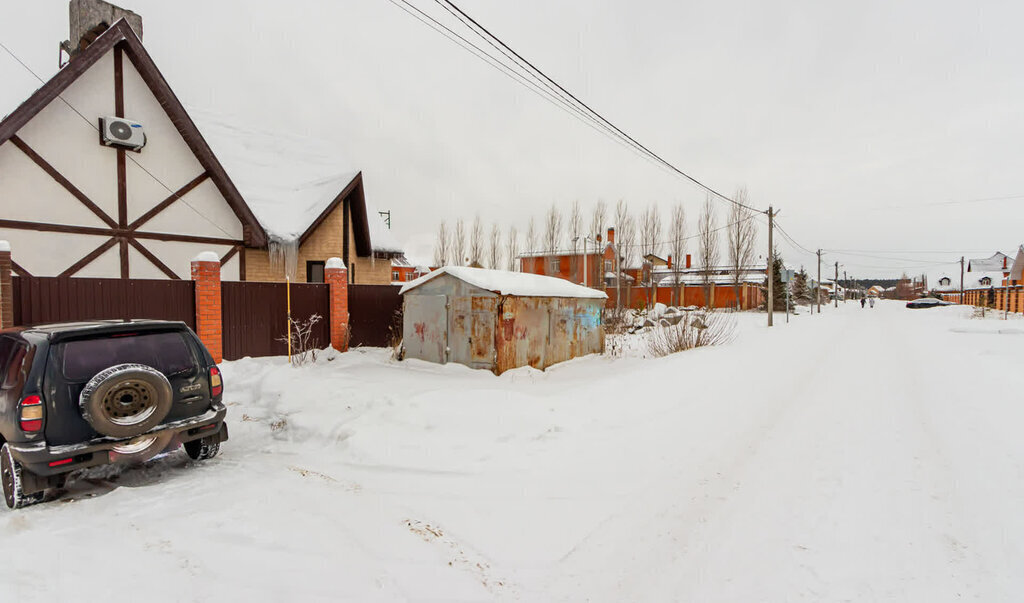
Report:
184,435,220,461
2,444,44,509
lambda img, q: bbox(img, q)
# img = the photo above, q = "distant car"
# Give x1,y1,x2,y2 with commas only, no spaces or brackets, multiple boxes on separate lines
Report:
0,320,228,509
906,298,953,309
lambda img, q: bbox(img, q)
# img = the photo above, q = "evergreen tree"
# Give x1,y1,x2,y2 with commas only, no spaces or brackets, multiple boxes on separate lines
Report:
764,248,786,309
792,268,812,304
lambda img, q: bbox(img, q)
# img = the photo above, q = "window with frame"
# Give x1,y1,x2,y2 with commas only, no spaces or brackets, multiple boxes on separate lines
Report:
306,261,326,283
604,259,612,272
549,258,560,273
392,270,400,281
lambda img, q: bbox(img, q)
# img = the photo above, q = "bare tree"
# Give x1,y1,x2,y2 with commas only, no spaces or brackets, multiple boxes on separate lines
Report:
668,203,686,304
727,187,757,310
568,200,583,282
588,200,608,288
637,204,662,307
467,215,484,267
613,200,637,309
639,204,663,260
697,194,720,308
544,203,562,253
506,226,519,271
525,217,537,254
452,219,466,266
590,200,608,240
488,223,502,269
433,221,450,267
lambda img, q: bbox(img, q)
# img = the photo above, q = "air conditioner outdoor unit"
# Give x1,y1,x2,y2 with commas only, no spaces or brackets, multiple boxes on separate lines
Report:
100,116,146,150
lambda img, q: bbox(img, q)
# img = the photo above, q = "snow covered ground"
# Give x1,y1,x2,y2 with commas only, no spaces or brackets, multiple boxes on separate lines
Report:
4,300,1024,601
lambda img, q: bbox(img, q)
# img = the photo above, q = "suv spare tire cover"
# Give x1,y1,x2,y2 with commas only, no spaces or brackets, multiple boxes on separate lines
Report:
79,364,173,438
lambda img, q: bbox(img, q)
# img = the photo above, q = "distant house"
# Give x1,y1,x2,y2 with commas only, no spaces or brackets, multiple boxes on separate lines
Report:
967,251,1009,272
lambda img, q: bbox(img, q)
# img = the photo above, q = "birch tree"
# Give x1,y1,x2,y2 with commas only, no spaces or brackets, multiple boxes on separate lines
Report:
727,187,757,309
697,194,720,307
668,203,686,304
433,221,450,267
488,223,502,269
452,219,466,266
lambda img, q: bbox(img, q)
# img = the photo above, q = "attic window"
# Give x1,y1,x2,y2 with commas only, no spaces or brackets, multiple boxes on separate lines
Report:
981,277,991,286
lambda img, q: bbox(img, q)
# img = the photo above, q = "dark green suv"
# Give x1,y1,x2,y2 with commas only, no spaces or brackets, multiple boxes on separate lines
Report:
0,320,228,509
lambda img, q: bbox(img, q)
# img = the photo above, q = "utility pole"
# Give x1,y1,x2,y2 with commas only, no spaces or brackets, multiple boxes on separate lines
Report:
816,249,822,314
843,270,848,303
834,261,839,308
960,256,965,305
767,206,775,327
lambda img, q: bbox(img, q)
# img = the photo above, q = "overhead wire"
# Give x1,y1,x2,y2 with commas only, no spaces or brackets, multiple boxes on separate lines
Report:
386,0,697,185
389,0,763,214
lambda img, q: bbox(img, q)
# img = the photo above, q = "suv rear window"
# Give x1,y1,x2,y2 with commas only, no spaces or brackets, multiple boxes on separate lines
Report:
61,331,197,382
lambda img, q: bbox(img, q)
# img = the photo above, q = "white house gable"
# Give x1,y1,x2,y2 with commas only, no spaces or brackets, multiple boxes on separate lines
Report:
0,20,265,281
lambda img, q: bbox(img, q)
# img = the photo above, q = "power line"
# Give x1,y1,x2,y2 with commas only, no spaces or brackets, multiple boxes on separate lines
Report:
385,0,682,181
0,40,235,240
392,0,763,214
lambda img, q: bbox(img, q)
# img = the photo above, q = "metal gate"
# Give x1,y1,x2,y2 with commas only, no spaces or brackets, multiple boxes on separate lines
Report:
221,281,329,360
349,284,402,347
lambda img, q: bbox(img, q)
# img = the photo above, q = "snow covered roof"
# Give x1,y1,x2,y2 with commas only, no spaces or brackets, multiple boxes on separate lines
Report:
189,107,360,243
932,271,1004,292
967,251,1009,272
401,266,607,299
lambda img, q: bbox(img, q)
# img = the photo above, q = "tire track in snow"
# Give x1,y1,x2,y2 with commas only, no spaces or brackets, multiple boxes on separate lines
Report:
542,316,847,600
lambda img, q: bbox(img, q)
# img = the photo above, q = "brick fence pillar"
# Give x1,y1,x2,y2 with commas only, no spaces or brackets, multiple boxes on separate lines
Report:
325,257,349,352
0,241,11,329
191,251,223,363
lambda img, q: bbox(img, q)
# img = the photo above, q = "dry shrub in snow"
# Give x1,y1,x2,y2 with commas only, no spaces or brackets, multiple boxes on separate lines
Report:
278,314,323,366
603,307,632,334
646,311,736,357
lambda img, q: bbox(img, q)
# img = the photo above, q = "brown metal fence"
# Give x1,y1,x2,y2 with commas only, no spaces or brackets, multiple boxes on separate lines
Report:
349,284,402,348
12,276,196,328
221,281,330,361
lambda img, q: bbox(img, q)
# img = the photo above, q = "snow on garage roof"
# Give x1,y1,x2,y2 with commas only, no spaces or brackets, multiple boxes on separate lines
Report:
400,266,608,299
189,107,360,242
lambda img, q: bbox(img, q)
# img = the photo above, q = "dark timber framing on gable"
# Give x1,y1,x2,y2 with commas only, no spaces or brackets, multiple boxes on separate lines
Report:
0,19,268,279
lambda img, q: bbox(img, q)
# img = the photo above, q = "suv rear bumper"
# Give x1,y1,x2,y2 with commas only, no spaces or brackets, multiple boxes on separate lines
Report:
9,403,228,478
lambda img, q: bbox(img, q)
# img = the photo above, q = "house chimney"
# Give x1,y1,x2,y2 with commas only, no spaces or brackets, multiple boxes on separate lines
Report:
667,254,673,269
607,227,615,244
62,0,142,60
685,254,692,269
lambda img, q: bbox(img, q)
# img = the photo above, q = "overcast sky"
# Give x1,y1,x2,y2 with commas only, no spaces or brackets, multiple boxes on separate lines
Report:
2,0,1022,278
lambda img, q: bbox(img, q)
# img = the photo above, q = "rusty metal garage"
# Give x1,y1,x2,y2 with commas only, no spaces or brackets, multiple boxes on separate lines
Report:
400,266,606,374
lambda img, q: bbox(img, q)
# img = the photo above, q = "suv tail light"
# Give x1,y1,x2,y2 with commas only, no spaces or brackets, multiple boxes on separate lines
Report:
210,367,222,397
20,395,43,432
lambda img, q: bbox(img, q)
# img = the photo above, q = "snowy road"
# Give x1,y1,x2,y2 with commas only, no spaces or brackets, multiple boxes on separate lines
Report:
3,300,1022,601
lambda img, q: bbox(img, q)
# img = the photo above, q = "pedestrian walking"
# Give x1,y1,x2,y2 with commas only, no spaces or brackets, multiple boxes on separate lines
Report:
861,298,866,308
869,297,875,308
